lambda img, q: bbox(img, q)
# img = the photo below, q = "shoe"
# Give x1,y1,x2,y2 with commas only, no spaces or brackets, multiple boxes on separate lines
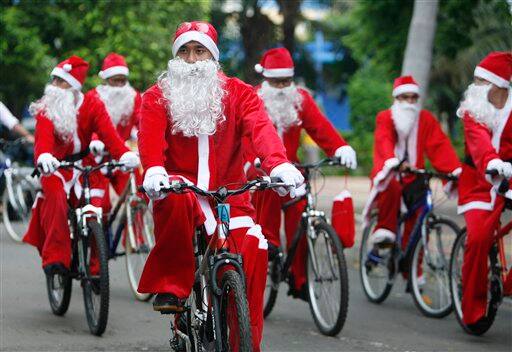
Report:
268,242,280,262
287,278,308,302
153,293,186,313
43,263,68,277
370,228,396,246
465,316,492,334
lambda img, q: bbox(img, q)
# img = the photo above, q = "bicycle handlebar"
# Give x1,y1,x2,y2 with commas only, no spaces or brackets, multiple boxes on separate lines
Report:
293,157,344,170
485,169,510,194
400,167,458,181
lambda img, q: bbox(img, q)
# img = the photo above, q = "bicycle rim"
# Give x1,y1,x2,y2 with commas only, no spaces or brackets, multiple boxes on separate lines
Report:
125,200,154,301
263,255,281,318
307,220,348,336
359,215,394,303
2,188,30,242
410,217,458,318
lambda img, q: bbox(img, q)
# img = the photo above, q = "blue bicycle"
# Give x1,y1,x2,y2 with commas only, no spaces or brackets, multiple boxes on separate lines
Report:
360,167,461,318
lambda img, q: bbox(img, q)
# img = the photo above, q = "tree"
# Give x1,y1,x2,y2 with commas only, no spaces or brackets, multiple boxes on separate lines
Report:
401,0,439,99
276,0,302,54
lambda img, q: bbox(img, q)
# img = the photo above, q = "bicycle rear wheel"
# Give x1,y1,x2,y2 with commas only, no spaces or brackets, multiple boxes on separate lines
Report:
306,219,348,336
2,186,33,242
218,270,252,352
263,251,282,318
125,198,154,301
46,270,72,316
359,214,395,303
81,220,109,336
449,229,499,335
410,216,459,318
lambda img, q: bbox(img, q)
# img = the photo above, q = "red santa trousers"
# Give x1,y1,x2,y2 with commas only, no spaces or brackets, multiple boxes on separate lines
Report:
461,200,504,325
23,173,103,272
251,189,307,290
137,192,268,351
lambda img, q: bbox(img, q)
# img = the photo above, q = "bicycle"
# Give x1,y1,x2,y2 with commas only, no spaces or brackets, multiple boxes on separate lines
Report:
360,167,461,318
102,167,155,301
44,159,126,336
141,177,285,352
263,157,349,336
0,138,38,242
449,174,511,335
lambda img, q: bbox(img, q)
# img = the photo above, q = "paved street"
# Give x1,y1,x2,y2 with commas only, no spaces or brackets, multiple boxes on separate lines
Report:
1,176,511,351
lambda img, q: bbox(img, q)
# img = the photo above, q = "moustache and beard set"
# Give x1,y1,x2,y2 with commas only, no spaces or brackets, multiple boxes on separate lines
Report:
96,83,136,126
29,85,79,142
457,83,500,130
391,100,420,138
258,81,303,132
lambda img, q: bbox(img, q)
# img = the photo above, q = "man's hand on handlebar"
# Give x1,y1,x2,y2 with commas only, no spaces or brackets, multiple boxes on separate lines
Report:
269,162,304,198
36,153,60,175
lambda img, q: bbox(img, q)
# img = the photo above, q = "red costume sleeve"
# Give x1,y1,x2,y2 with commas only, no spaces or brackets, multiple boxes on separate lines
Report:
89,96,128,159
423,111,461,173
371,110,397,178
235,81,288,174
138,87,168,170
34,113,55,161
132,91,142,129
300,90,346,156
462,112,499,175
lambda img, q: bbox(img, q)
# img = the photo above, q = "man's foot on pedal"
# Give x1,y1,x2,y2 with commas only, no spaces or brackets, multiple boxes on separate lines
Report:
465,316,492,334
43,263,68,277
287,283,308,302
370,228,396,246
153,293,185,313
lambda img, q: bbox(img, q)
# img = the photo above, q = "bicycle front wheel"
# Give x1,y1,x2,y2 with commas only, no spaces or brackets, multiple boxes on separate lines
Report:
410,216,459,318
125,198,154,301
81,220,109,336
218,270,252,352
306,219,348,336
46,269,72,316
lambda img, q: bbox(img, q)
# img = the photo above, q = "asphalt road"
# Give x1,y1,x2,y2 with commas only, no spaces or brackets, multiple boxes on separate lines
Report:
1,176,511,351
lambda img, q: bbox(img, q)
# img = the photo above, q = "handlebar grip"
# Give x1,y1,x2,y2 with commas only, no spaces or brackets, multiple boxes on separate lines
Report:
498,179,510,194
485,169,499,176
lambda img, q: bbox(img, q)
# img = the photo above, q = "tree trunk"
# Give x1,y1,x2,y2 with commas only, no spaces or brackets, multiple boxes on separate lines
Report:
277,0,302,54
401,0,439,101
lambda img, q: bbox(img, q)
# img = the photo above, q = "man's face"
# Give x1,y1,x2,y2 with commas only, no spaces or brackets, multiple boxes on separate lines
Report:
51,76,71,89
266,77,293,89
395,92,419,104
107,75,128,87
176,41,213,63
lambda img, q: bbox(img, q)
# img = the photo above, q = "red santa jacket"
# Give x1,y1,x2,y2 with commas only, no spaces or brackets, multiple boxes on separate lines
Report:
458,101,512,213
243,86,347,177
138,75,289,234
34,92,129,163
87,87,142,142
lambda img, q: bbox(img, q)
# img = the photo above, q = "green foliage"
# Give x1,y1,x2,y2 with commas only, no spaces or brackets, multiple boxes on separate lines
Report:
0,0,210,115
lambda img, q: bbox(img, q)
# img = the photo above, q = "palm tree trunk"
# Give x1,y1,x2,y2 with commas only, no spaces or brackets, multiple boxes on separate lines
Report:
401,0,439,100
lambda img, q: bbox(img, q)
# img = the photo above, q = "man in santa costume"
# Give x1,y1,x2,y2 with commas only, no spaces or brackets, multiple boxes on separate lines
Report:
456,51,512,331
137,22,303,350
86,53,142,213
362,76,461,249
23,56,139,276
244,47,357,300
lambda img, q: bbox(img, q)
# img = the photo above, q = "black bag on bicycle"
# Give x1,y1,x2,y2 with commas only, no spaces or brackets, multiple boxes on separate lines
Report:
402,175,428,210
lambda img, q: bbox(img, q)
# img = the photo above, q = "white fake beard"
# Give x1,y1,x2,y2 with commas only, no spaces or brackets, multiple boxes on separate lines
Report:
29,85,78,142
158,57,226,137
457,83,498,130
96,83,136,126
391,101,420,138
258,81,303,131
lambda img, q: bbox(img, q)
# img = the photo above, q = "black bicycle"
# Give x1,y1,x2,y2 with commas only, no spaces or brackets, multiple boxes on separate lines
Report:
142,177,284,352
263,157,349,336
44,160,125,336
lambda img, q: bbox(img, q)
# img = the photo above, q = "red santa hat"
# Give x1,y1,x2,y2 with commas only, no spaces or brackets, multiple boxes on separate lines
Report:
392,75,420,97
172,21,219,61
254,47,294,78
474,51,512,89
50,55,89,90
99,53,129,79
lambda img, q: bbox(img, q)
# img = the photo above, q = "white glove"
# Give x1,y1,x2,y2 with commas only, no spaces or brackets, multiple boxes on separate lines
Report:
120,151,140,170
143,166,170,200
270,163,304,198
384,157,400,170
89,140,105,156
334,145,357,169
487,159,512,179
37,153,60,175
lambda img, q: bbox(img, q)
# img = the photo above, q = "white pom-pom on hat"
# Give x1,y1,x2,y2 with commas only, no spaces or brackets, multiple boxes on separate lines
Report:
254,63,263,73
63,63,72,72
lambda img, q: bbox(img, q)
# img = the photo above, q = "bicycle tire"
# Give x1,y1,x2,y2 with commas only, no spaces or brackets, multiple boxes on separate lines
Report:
218,270,252,352
449,229,498,335
263,253,281,318
306,219,348,336
359,214,395,303
82,220,110,336
2,188,32,242
46,270,72,316
125,198,154,301
410,216,458,318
